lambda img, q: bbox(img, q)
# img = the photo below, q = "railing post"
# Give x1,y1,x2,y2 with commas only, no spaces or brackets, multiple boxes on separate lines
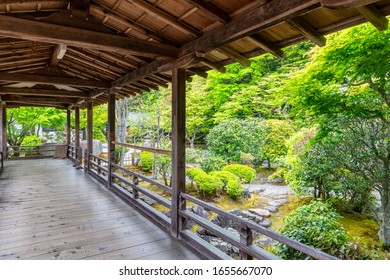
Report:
239,225,254,260
133,176,139,199
84,149,89,172
76,146,83,169
107,89,116,189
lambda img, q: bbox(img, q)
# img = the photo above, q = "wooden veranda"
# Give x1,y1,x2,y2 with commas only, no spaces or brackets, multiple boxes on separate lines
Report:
0,0,389,260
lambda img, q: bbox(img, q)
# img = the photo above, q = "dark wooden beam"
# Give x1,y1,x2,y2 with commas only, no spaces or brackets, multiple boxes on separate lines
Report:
1,95,79,104
183,0,230,23
50,44,67,66
66,109,71,146
287,17,326,47
321,0,380,9
107,90,116,189
0,98,6,160
357,4,389,30
217,46,251,67
74,106,80,153
86,100,93,171
171,68,186,238
5,102,68,109
0,87,89,98
0,15,177,58
128,0,201,37
246,35,284,58
0,72,110,88
179,0,321,56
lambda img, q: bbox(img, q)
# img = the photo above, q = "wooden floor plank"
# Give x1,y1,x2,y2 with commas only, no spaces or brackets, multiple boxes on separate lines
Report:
0,159,200,260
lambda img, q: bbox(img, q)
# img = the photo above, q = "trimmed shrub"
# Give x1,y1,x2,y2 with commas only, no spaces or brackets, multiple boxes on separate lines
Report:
186,168,207,188
140,151,153,171
193,173,224,196
209,171,238,188
226,180,244,199
274,200,364,260
222,164,256,183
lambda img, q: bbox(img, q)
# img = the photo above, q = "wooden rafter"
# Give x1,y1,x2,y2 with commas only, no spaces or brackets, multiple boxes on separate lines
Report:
287,17,326,47
0,87,88,98
321,0,380,9
0,72,110,88
0,15,177,58
357,4,389,30
183,0,230,23
1,95,79,104
246,35,284,58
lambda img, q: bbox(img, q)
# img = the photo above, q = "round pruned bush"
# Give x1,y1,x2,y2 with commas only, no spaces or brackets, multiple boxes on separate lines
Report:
193,173,224,196
209,171,239,188
226,179,244,199
140,151,153,172
274,200,365,260
186,168,207,188
222,164,256,183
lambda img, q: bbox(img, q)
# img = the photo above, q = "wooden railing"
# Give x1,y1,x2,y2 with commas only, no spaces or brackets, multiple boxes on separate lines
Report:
7,144,58,159
78,142,337,260
0,151,3,169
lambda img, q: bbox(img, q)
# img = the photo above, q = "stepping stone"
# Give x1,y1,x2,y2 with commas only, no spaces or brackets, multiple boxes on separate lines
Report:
264,205,278,212
259,219,272,228
249,208,271,217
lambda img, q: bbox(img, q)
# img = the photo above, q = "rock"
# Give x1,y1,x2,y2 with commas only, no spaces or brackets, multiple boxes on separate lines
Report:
211,215,231,228
255,236,277,247
192,205,209,219
249,208,271,217
254,216,264,223
241,210,257,220
264,205,278,212
259,219,272,228
269,199,289,207
185,219,196,230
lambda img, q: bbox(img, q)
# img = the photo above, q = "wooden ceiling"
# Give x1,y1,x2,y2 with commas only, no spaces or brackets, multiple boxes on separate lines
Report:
0,0,389,109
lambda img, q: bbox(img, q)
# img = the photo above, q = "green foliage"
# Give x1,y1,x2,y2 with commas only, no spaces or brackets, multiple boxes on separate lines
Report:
21,135,43,147
275,200,363,259
262,119,295,166
192,172,224,196
206,118,265,163
155,154,171,186
200,153,227,173
209,171,238,188
140,151,153,171
222,164,256,183
186,168,207,189
186,148,206,164
226,179,244,199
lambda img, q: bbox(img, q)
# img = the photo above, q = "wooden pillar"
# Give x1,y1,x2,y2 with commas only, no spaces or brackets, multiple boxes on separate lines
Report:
170,68,186,238
74,106,81,167
107,90,116,188
86,101,93,172
0,99,6,160
66,109,71,146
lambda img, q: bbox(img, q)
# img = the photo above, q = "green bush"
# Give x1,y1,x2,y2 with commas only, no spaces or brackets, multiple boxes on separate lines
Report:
226,180,244,199
222,164,256,183
193,173,224,196
200,153,227,173
140,151,153,171
274,200,363,259
209,171,238,188
186,168,207,188
186,148,206,164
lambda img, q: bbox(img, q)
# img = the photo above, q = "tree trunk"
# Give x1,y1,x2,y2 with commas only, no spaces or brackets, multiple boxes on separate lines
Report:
380,187,390,250
267,157,271,168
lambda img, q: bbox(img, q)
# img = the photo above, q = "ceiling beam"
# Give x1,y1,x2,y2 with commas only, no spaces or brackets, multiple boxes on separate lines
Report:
0,72,110,88
0,87,89,98
179,0,321,56
320,0,380,9
128,0,201,37
246,35,284,58
183,0,230,23
2,95,79,104
357,4,389,30
0,15,177,58
217,46,251,67
50,43,67,66
287,17,326,47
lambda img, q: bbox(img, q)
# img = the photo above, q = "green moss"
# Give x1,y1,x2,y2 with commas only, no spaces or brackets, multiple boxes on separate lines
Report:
340,213,380,247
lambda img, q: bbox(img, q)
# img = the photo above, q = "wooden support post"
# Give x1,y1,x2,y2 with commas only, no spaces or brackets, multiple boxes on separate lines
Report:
171,68,186,238
240,225,254,260
74,106,80,168
66,109,71,147
133,176,139,199
86,100,93,172
107,90,116,189
0,99,6,160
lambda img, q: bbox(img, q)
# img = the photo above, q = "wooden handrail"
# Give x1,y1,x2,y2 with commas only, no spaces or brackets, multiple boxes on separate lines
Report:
180,193,338,260
113,141,172,155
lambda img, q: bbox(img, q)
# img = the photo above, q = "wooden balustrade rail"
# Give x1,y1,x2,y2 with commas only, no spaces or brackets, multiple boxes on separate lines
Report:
113,141,172,155
79,150,338,260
